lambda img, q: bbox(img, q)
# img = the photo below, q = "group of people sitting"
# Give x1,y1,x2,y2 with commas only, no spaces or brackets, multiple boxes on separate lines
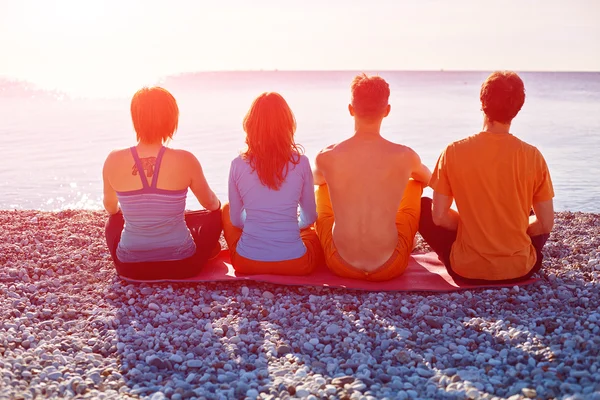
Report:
103,71,554,284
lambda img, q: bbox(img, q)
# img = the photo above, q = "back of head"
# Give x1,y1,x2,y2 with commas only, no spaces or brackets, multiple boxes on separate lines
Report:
242,92,303,190
480,71,525,124
131,87,179,144
350,73,390,120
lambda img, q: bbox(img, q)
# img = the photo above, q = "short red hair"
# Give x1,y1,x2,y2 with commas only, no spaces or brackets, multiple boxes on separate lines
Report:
480,71,525,124
242,92,303,190
351,73,390,119
130,87,179,144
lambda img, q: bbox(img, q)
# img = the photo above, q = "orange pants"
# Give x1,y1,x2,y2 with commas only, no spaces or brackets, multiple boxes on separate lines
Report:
222,203,324,275
315,180,422,281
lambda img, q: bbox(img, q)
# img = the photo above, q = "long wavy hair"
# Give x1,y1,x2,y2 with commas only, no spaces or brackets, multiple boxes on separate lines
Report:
242,92,304,190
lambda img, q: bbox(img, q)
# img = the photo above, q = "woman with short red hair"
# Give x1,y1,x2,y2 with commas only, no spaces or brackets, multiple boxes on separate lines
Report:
222,92,323,275
103,87,222,280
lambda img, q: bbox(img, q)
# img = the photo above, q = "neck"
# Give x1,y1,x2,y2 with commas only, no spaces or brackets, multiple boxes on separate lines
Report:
482,118,511,134
353,118,384,138
137,141,163,149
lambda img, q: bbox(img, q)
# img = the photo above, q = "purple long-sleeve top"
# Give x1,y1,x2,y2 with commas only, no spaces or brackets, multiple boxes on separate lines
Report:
228,154,318,261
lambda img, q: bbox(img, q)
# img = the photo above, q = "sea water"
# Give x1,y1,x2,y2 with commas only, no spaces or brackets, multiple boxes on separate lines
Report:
0,71,598,212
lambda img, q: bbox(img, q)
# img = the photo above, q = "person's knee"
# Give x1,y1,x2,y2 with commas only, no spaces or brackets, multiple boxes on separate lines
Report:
209,206,223,221
417,197,434,228
315,219,334,243
405,179,424,197
315,184,330,203
211,212,223,231
106,212,124,228
420,196,433,207
221,202,230,214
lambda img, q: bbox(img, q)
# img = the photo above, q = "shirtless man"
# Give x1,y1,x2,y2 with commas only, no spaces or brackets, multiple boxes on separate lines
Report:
313,74,431,281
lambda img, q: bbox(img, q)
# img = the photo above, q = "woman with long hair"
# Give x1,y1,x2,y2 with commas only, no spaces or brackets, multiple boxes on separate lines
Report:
103,87,222,280
223,92,323,275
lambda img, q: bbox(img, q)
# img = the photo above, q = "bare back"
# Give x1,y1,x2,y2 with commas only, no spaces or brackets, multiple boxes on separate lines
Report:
317,135,423,270
102,145,219,212
106,147,193,192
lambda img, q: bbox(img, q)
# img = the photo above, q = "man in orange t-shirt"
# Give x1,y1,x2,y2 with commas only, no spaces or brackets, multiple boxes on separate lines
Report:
419,71,555,283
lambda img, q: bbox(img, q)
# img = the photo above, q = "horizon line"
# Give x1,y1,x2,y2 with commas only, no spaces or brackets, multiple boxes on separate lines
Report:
167,68,600,74
2,68,599,84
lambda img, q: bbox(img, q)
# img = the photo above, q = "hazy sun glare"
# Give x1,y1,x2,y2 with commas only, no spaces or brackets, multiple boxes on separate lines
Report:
1,0,599,97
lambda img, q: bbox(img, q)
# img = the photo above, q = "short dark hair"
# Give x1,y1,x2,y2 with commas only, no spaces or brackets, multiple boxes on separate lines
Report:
351,73,390,119
480,71,526,124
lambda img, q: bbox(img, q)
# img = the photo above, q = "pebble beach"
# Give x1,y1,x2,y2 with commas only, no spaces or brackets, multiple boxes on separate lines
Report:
1,210,599,400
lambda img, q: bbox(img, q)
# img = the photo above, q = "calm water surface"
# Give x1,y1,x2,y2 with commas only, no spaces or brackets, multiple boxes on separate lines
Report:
1,71,599,212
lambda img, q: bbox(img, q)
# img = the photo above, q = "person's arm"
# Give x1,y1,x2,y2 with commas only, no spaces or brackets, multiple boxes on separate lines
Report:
409,150,432,186
102,153,120,215
412,163,432,187
299,157,318,229
188,152,220,211
429,147,458,230
228,159,245,228
432,191,459,230
313,145,334,186
313,168,326,186
528,151,555,236
528,199,554,236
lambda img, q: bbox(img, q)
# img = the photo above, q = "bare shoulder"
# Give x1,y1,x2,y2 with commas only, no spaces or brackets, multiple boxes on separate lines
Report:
168,148,193,158
316,143,339,161
108,147,131,157
103,148,129,166
317,143,338,156
168,148,199,164
391,143,420,160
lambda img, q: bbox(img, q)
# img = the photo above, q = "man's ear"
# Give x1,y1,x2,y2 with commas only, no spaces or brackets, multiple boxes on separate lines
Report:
383,104,391,118
348,104,355,116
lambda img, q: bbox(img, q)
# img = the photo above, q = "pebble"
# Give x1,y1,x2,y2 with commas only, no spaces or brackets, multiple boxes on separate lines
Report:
326,324,340,335
277,344,292,356
262,291,274,300
303,342,314,351
187,360,203,368
47,371,63,381
0,210,597,400
350,381,367,391
332,376,355,386
424,316,442,329
88,372,102,385
169,354,183,363
146,355,168,370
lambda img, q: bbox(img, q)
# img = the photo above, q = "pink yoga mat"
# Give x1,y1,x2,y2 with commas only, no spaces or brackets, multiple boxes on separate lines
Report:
120,251,538,292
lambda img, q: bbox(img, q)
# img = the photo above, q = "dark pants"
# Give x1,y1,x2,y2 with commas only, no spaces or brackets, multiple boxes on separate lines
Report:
105,209,223,280
418,197,550,284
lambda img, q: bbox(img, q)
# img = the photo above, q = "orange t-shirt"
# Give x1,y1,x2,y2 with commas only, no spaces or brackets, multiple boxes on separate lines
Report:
430,132,554,280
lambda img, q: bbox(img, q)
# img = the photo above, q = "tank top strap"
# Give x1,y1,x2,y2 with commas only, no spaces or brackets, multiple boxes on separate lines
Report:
150,146,167,189
130,146,150,189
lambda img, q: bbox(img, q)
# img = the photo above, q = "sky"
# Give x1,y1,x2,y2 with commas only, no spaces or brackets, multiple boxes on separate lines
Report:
1,0,599,96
